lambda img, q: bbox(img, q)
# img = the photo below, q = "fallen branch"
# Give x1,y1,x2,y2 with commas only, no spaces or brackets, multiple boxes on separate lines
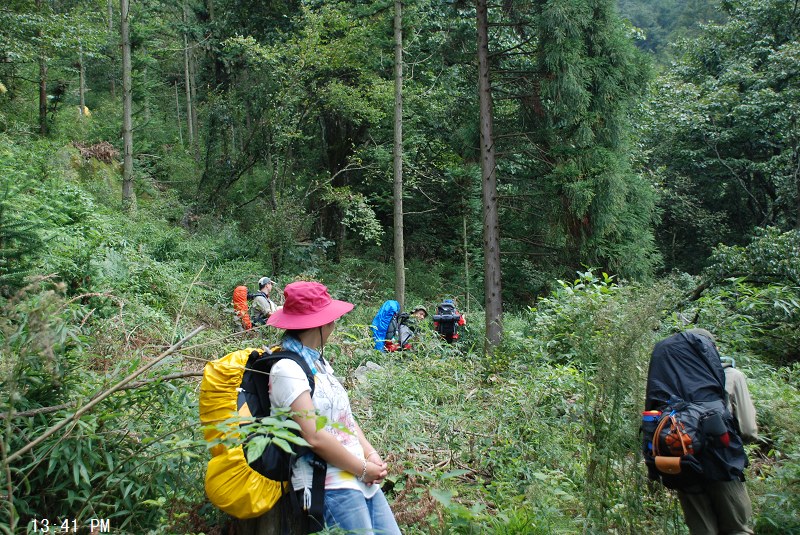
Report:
0,371,204,420
689,281,710,301
5,326,205,463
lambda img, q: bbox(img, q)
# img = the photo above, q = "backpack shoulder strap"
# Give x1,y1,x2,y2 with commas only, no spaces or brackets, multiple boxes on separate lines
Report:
251,349,316,398
239,349,316,418
257,350,325,530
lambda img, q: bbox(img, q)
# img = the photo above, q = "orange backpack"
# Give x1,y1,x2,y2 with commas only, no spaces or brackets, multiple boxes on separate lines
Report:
233,286,252,330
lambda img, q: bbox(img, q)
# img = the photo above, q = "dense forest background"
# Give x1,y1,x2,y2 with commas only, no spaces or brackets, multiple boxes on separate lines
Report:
1,0,799,533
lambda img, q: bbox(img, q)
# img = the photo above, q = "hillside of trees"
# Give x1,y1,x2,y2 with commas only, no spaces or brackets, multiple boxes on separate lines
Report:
1,0,799,533
617,0,726,59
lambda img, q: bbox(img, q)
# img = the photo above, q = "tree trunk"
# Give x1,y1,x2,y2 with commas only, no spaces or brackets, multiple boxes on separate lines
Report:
392,0,405,309
108,0,116,97
78,45,86,117
120,0,136,212
189,37,199,161
463,205,470,315
175,82,183,146
183,0,195,147
795,146,800,229
476,0,502,354
36,0,47,136
38,58,48,135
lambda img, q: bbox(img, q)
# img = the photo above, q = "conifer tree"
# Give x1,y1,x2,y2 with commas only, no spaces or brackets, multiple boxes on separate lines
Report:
485,0,658,293
527,0,658,278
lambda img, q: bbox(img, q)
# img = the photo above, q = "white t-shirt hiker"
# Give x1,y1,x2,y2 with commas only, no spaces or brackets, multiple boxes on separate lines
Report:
269,353,378,498
264,282,400,535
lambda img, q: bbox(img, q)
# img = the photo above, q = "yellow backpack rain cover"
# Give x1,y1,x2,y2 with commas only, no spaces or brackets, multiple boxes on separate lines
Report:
199,348,285,519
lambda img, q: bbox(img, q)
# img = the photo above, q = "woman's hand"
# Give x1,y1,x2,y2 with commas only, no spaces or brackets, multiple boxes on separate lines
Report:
364,460,388,485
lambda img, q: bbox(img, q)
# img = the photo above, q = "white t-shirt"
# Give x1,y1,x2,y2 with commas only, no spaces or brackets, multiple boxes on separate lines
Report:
269,358,378,498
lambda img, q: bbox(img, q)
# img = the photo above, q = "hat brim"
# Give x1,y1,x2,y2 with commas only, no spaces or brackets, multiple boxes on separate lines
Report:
267,299,354,329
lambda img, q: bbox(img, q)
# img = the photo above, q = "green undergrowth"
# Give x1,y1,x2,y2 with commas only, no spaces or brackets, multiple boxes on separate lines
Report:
1,133,799,533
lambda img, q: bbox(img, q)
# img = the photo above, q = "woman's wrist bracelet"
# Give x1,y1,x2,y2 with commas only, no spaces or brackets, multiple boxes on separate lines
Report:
356,458,367,482
366,450,380,460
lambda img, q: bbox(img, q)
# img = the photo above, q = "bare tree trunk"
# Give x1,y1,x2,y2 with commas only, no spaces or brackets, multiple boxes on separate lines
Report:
463,205,470,315
175,82,183,146
108,0,116,97
183,0,195,147
140,44,150,121
189,49,199,160
36,0,47,136
78,45,86,117
120,0,136,212
794,146,800,230
393,0,406,309
107,0,113,33
38,58,48,135
476,0,502,354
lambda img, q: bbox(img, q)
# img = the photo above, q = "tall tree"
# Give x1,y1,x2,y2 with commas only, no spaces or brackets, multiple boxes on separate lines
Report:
478,0,657,297
531,0,655,277
78,42,86,116
182,0,195,148
477,0,502,351
393,0,405,309
120,0,135,212
36,0,48,135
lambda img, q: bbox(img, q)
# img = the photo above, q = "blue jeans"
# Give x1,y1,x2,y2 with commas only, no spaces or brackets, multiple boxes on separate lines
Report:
323,488,401,535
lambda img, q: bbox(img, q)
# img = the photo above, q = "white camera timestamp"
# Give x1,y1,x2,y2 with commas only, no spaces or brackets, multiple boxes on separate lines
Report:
29,517,111,533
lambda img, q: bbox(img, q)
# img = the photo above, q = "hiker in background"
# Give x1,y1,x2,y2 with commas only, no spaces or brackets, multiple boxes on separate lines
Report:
371,300,400,351
410,305,428,322
433,299,465,344
267,282,401,534
721,354,759,443
232,284,253,332
396,305,428,350
644,328,756,535
250,276,278,326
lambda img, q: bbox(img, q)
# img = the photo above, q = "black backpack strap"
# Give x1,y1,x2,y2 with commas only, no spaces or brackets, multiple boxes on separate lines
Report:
247,350,316,409
306,454,327,533
250,349,325,534
237,349,267,415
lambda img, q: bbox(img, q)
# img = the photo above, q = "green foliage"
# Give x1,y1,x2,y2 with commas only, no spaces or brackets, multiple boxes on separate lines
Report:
321,186,383,246
526,271,681,531
487,0,661,295
689,228,800,364
645,0,800,271
746,363,800,534
705,227,800,286
1,0,799,533
0,282,208,533
617,0,725,59
0,138,42,295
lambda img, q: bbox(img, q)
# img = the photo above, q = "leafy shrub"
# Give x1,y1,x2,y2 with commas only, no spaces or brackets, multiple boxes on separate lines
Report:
526,272,683,531
237,196,313,274
696,228,800,364
0,282,208,534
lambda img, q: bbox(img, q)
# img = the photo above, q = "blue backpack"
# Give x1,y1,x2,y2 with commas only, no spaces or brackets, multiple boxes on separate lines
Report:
370,300,400,351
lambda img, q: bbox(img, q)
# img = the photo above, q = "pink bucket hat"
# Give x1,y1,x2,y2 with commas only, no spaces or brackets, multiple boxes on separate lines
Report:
267,281,353,329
